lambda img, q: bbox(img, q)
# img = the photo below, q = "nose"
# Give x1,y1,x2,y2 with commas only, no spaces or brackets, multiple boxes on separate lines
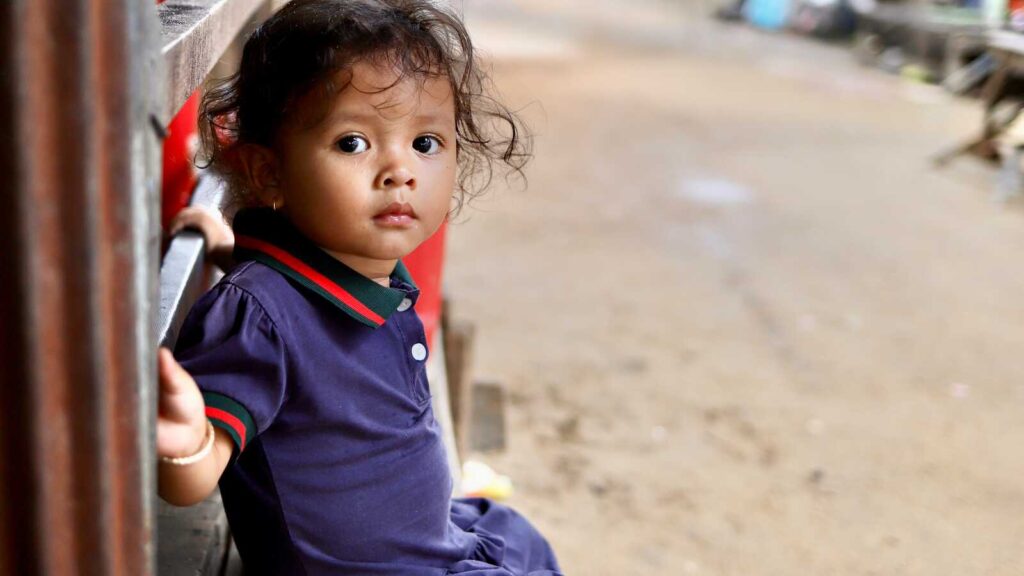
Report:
375,157,416,190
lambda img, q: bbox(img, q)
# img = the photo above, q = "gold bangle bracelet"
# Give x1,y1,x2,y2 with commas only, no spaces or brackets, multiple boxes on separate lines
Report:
160,420,215,466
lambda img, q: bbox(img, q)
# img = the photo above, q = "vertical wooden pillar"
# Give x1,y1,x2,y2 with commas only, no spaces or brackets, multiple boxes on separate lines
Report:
0,1,162,574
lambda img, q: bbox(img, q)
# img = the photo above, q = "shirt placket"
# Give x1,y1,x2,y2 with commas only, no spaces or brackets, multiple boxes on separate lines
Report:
391,301,430,405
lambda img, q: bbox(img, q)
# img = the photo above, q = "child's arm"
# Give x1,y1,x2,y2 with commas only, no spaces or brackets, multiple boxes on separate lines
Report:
156,347,234,506
168,206,236,273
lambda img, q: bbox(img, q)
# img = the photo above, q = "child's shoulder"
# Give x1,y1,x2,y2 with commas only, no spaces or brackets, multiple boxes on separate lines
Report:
201,260,296,326
221,259,287,298
176,260,294,356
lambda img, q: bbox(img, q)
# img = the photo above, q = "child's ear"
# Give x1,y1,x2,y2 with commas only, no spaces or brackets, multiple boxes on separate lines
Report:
235,143,281,203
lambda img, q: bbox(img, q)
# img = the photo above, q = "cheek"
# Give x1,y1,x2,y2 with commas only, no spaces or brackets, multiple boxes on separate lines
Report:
434,158,457,190
427,163,456,205
309,161,367,203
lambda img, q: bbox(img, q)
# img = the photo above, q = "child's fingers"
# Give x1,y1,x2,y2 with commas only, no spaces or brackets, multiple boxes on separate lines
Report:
168,217,183,235
158,347,194,396
168,207,209,236
168,207,234,251
157,348,206,428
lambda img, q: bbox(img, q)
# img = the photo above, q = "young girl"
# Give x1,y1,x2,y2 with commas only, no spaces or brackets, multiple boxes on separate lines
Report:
156,1,562,575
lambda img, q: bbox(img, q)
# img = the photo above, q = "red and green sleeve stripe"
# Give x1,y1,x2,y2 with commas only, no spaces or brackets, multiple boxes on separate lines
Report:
203,392,256,453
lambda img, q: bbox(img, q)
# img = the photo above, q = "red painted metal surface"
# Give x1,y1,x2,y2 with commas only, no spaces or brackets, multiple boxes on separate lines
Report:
404,221,448,350
0,2,158,575
162,90,201,230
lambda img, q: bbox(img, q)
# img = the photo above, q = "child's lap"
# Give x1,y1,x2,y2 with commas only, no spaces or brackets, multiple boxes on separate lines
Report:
449,498,563,576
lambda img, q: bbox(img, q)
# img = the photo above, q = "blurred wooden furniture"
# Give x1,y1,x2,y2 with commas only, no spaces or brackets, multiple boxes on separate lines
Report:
935,30,1024,199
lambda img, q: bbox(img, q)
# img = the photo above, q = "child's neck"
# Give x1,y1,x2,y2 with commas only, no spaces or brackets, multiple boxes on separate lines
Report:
320,247,396,287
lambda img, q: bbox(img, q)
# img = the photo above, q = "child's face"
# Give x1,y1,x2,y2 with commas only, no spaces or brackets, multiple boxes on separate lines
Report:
273,61,456,276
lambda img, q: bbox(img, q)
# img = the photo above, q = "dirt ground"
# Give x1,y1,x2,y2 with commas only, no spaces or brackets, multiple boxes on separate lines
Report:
442,1,1024,574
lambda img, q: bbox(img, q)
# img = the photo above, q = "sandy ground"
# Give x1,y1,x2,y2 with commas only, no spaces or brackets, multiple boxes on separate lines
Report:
442,1,1024,574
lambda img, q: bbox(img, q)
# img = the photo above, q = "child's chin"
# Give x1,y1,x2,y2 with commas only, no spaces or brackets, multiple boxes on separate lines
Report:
366,244,416,261
374,236,424,257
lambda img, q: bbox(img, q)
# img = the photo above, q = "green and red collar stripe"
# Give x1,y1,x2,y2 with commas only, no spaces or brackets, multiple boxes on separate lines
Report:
203,392,256,453
232,208,416,328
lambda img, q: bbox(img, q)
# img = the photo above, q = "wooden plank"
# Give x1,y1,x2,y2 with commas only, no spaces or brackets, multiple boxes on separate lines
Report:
988,29,1024,55
469,382,507,453
156,491,230,576
0,2,163,573
442,299,476,458
158,0,271,121
864,3,986,35
223,538,245,576
156,175,232,576
158,175,226,347
427,331,464,493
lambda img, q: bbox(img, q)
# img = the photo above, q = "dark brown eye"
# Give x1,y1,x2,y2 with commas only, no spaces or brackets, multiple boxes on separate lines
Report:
337,135,368,154
412,135,440,155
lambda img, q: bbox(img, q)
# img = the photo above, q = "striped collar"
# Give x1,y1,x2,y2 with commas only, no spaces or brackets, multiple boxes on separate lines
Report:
232,208,416,328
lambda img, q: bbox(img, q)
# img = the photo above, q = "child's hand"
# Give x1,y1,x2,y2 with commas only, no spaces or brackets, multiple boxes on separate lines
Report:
157,348,208,459
168,206,236,272
168,206,234,251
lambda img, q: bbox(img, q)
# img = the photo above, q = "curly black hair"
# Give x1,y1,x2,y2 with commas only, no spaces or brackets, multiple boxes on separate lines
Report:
199,0,531,214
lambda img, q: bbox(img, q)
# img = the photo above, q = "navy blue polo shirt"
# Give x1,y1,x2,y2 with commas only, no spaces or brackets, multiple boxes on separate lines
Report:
175,208,562,576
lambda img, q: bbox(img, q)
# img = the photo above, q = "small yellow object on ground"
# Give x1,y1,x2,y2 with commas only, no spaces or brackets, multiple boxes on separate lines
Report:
461,460,514,501
900,64,932,83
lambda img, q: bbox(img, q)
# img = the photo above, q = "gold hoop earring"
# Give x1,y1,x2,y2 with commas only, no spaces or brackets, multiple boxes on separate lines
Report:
272,200,278,211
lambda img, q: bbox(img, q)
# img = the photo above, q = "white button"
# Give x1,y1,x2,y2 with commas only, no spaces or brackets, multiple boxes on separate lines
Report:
411,343,428,361
397,298,412,312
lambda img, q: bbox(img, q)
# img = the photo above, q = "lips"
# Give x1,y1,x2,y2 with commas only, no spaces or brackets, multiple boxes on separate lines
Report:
373,202,416,227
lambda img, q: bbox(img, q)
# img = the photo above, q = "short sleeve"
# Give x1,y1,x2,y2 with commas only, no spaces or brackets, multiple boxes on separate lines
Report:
174,282,288,455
